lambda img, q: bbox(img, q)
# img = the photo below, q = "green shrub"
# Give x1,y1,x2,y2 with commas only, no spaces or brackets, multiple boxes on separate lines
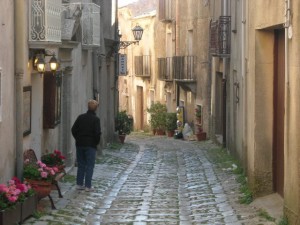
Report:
147,102,167,130
166,112,177,131
115,110,132,135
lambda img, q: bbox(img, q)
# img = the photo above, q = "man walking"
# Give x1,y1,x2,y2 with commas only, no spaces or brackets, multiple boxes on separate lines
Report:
71,99,101,192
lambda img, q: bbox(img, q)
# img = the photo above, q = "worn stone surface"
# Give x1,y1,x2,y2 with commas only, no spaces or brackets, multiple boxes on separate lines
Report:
23,134,276,225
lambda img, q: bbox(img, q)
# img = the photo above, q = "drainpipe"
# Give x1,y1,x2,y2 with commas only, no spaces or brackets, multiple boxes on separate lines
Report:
284,0,291,204
284,0,290,86
221,0,228,148
14,0,25,179
175,0,180,106
241,0,247,162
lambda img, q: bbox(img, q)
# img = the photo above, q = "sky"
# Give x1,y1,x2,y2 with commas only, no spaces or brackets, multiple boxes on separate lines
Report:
118,0,138,7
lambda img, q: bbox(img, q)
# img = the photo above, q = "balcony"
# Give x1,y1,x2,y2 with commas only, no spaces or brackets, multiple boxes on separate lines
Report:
62,3,100,48
29,0,62,44
157,56,197,92
209,16,231,57
29,0,100,48
158,0,173,22
134,55,151,78
173,56,196,81
158,57,173,81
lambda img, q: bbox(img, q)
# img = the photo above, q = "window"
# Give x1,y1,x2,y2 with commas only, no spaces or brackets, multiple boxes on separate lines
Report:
134,55,151,77
43,72,62,128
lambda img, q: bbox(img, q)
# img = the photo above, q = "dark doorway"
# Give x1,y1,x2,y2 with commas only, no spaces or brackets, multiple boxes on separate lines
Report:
215,72,223,136
273,29,285,197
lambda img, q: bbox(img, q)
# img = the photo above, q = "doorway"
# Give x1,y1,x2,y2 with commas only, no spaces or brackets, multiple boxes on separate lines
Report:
136,86,144,130
273,29,285,197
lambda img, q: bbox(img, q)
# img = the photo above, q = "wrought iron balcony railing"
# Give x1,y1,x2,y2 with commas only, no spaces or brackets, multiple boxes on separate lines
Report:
158,0,173,22
158,56,196,81
158,57,173,81
173,56,196,81
134,55,151,78
209,16,231,57
29,0,62,43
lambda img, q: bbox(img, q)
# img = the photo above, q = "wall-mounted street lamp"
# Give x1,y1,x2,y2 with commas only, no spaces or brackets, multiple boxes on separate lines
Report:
118,25,144,49
31,50,59,74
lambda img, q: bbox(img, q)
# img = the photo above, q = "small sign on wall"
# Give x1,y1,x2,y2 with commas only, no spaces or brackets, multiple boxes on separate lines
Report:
119,54,127,76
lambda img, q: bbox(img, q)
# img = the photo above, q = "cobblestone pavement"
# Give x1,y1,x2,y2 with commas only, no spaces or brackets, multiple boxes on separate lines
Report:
23,134,276,225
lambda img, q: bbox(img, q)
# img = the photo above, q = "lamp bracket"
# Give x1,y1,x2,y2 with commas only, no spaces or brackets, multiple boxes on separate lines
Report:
119,41,139,49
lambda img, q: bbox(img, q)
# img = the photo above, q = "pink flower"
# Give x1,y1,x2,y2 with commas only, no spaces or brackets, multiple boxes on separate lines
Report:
40,172,48,178
16,183,28,193
7,196,18,203
12,177,21,185
0,184,8,193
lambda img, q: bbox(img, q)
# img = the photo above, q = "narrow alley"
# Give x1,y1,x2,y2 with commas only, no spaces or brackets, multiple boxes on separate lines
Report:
24,134,277,225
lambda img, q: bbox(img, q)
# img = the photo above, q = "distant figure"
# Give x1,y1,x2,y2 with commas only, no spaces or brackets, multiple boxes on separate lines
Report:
71,100,101,192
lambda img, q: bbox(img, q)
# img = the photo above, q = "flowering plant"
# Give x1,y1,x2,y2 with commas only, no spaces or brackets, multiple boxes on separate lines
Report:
195,105,202,118
23,160,58,181
41,149,66,166
0,177,35,210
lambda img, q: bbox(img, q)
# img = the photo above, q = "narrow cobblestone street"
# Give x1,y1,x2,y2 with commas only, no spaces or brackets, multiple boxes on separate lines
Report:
24,134,276,225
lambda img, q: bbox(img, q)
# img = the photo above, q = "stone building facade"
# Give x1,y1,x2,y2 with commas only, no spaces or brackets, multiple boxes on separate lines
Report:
210,0,300,224
0,0,118,183
118,0,211,135
119,0,300,223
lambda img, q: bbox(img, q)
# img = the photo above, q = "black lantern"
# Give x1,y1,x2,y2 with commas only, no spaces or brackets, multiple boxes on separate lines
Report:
132,25,143,41
31,50,59,75
118,25,144,49
49,55,59,72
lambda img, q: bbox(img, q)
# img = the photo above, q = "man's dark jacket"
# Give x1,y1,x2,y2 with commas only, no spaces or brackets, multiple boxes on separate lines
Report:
71,110,101,148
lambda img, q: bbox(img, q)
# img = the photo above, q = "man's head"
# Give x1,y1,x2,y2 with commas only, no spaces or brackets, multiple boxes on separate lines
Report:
88,100,98,111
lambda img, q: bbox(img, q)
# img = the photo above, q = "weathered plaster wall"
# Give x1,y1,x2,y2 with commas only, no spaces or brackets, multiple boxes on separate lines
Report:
0,0,16,182
247,1,300,223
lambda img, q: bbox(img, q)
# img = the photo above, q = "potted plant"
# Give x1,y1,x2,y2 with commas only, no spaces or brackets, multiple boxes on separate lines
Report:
165,112,177,137
147,102,167,135
194,105,206,141
115,110,132,143
0,177,35,225
195,105,202,125
41,149,66,172
23,160,58,199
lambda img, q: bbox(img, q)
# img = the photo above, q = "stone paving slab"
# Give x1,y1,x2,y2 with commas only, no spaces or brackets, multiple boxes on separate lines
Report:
23,135,277,225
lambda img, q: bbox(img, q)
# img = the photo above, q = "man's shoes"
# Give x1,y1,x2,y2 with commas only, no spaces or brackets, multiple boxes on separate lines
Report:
85,187,95,192
76,185,85,190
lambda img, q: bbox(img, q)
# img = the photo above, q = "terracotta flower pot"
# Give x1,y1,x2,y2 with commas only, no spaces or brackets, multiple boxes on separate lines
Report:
25,179,52,200
156,129,165,135
167,130,175,137
196,132,206,141
119,134,126,144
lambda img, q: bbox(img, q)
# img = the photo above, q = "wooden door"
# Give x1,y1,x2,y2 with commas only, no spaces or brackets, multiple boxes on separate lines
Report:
273,29,285,197
136,86,144,130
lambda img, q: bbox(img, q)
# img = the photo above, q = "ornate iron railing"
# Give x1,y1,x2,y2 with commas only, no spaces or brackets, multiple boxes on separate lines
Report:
209,16,231,56
157,57,173,81
29,0,62,43
135,55,151,78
